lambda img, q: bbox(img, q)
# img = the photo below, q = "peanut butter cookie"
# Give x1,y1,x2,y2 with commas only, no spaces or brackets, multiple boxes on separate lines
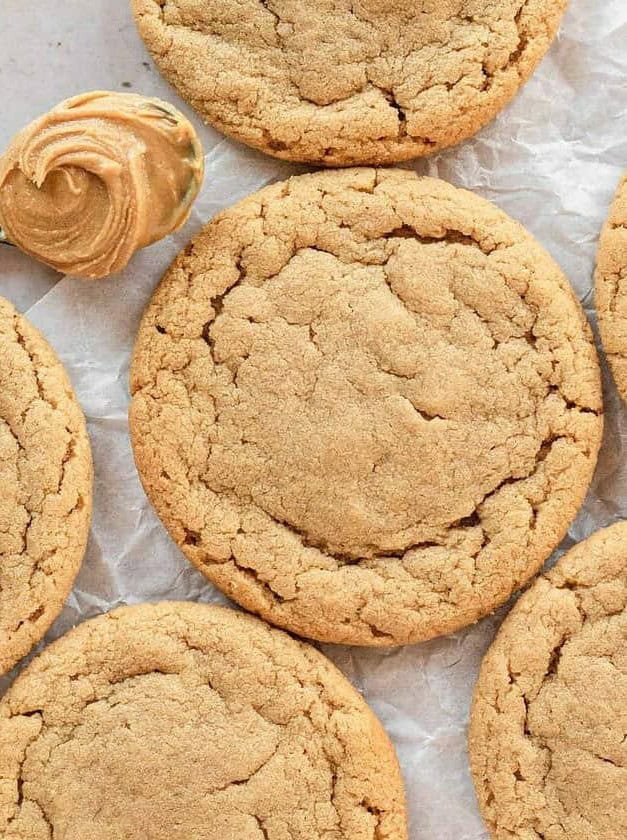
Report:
0,296,92,675
469,522,627,839
0,602,407,838
130,0,568,165
596,174,627,400
129,168,603,646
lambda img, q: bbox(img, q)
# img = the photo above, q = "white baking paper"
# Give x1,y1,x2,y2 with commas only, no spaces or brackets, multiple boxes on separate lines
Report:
1,2,626,837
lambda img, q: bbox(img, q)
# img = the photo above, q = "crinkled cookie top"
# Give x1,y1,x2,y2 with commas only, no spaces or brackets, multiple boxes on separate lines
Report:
131,0,568,164
470,522,627,839
0,602,407,839
596,174,627,401
130,168,602,646
0,295,92,675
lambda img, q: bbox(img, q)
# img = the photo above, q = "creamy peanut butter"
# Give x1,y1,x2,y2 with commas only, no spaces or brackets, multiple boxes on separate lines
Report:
0,91,204,278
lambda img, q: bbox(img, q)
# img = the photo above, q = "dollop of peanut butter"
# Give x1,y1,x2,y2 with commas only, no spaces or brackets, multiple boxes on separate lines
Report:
0,91,204,278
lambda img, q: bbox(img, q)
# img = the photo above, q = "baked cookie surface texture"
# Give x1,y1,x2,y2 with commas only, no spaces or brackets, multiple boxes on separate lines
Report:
0,602,407,839
470,522,627,839
130,0,569,165
0,296,92,675
130,168,603,646
596,174,627,400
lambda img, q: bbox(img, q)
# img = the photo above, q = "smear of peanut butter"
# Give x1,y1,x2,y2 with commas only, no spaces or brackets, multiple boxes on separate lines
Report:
0,91,204,278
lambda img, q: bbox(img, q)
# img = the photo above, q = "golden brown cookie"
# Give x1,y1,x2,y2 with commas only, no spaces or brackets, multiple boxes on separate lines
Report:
0,602,407,838
469,522,627,840
130,0,568,166
595,174,627,400
0,296,92,675
129,168,603,646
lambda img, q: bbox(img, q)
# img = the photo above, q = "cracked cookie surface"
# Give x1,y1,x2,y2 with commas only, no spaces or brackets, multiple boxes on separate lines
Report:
129,168,602,646
0,296,92,676
130,0,569,165
0,602,407,839
469,522,627,839
595,174,627,401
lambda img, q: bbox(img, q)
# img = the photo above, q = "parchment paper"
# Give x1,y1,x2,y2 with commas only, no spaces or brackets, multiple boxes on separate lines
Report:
1,2,626,837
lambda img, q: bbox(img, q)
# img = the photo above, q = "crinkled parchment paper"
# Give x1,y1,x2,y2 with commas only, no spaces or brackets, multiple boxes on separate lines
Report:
1,2,626,837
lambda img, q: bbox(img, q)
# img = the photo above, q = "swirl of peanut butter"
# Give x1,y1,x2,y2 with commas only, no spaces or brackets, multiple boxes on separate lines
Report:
0,91,204,278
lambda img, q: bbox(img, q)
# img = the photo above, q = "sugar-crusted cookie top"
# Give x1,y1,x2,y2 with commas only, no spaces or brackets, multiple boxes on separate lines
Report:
131,0,568,165
130,168,602,646
470,522,627,839
0,296,92,675
0,602,407,838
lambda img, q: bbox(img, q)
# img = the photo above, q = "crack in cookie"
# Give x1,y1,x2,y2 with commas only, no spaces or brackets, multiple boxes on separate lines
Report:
130,0,568,165
595,173,627,401
470,522,627,839
130,168,602,645
0,296,92,675
0,603,407,838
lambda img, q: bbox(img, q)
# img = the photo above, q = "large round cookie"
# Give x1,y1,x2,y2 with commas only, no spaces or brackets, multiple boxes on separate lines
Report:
129,168,603,646
0,296,92,675
130,0,568,166
0,602,407,838
595,174,627,400
469,522,627,839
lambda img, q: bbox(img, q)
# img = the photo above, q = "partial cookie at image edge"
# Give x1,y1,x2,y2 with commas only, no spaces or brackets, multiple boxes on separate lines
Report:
129,0,569,166
469,521,627,840
0,601,408,839
0,295,93,675
595,173,627,401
